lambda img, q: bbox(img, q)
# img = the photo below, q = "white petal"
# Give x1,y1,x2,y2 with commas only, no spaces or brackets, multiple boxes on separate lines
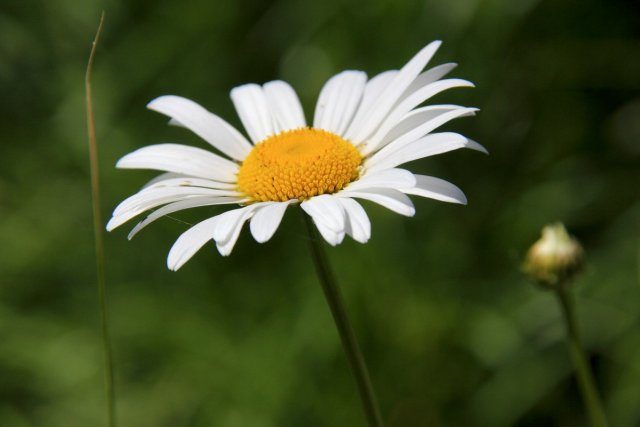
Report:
399,63,458,100
365,132,487,173
348,41,443,143
108,187,241,231
127,196,247,239
337,188,415,217
263,81,306,132
147,95,253,161
116,143,239,182
212,205,254,243
362,106,478,156
380,105,475,145
167,215,221,271
313,71,367,136
363,79,475,149
402,175,467,204
345,70,398,139
346,168,416,191
249,201,293,243
143,176,238,191
230,84,274,143
466,139,486,153
338,198,370,243
214,204,262,256
300,194,346,232
142,172,188,189
312,216,345,246
113,186,240,216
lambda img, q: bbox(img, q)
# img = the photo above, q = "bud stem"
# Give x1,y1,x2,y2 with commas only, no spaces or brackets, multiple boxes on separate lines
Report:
555,288,608,427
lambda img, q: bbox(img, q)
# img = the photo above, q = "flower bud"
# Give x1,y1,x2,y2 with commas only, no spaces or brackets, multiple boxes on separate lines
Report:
523,223,584,289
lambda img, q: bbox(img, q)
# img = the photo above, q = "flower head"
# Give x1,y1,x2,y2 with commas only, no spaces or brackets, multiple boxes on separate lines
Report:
107,41,486,270
523,223,584,288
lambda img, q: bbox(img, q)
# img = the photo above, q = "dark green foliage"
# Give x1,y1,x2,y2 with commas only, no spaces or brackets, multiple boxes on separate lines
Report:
0,0,638,425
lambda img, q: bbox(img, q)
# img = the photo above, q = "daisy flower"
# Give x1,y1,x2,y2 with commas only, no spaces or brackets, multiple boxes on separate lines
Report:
107,40,486,270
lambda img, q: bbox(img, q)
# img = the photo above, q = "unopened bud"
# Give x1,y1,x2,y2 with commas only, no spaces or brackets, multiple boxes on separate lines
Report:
523,223,584,289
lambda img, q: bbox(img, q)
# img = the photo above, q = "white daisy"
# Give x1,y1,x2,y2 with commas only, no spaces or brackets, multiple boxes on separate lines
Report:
107,40,486,270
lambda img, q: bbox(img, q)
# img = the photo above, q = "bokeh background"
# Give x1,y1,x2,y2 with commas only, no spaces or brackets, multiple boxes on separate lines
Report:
1,0,639,425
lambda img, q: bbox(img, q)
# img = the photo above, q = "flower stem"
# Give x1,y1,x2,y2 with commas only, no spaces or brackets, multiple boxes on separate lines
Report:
85,12,117,427
555,288,608,427
302,213,384,427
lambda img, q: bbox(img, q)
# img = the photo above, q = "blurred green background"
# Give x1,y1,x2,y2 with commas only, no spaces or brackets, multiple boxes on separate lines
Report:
1,0,639,425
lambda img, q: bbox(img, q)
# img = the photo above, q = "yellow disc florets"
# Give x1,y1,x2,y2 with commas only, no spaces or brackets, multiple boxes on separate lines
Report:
237,128,362,202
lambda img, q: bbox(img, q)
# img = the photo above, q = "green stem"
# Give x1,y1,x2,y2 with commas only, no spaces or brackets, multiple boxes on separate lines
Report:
302,213,384,427
555,288,608,427
85,12,117,427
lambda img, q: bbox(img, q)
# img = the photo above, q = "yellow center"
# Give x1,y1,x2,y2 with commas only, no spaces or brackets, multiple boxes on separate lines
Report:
237,128,362,202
